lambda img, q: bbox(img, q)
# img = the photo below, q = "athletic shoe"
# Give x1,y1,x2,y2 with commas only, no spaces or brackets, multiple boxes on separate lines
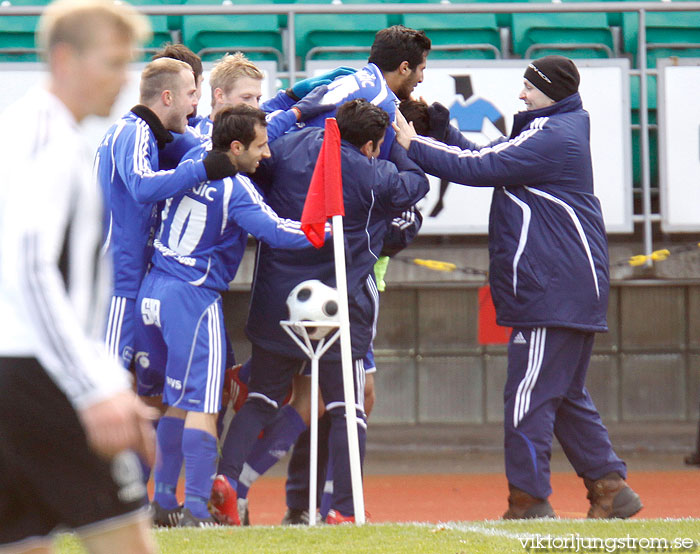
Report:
584,472,643,519
222,364,248,412
179,507,218,528
502,485,556,519
281,508,310,525
149,500,183,528
209,474,241,525
325,509,369,525
685,451,700,466
238,497,250,526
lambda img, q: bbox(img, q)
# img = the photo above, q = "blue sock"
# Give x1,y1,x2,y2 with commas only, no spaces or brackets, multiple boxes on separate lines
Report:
238,405,307,499
182,427,218,519
238,360,251,384
153,416,185,510
218,399,277,483
224,474,238,493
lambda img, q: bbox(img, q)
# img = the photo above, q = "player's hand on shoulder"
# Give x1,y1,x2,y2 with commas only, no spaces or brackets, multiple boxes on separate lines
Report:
292,85,334,122
393,109,417,150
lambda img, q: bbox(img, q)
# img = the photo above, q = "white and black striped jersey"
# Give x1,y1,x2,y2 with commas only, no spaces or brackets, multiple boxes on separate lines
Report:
0,86,131,409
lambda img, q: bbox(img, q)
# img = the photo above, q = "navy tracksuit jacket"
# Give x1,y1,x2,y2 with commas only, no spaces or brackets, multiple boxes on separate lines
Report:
406,92,625,499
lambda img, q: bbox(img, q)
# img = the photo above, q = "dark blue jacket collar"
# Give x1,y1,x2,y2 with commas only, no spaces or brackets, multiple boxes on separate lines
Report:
130,104,174,149
510,92,583,138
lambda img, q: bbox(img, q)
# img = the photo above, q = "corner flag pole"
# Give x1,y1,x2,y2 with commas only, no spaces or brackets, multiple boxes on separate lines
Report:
331,213,366,524
300,117,365,524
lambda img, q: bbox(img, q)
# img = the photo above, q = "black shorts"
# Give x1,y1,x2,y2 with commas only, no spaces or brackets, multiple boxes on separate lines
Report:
0,357,147,545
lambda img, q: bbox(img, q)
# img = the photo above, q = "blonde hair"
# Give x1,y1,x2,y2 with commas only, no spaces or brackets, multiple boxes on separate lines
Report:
139,57,192,104
209,52,263,108
38,0,150,54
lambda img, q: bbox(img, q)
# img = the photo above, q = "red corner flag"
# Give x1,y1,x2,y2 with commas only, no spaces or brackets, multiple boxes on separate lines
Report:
301,118,344,248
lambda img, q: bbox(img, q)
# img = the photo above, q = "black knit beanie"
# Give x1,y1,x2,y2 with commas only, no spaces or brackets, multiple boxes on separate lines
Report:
523,55,580,102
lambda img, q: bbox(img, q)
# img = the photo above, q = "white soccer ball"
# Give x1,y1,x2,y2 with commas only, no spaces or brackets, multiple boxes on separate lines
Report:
286,279,340,340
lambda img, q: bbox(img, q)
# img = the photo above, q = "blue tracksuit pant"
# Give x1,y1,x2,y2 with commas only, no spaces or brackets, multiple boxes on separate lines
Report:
504,327,627,499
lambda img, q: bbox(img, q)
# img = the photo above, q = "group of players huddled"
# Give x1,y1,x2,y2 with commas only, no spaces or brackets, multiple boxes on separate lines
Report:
97,28,434,527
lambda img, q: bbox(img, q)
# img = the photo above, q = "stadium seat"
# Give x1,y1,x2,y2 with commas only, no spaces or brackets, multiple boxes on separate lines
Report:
293,0,390,68
182,0,284,63
400,0,502,60
511,11,615,59
126,0,181,58
0,0,48,61
622,10,700,68
630,74,658,189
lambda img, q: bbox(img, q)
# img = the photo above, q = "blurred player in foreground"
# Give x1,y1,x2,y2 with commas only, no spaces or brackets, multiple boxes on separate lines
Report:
0,0,157,552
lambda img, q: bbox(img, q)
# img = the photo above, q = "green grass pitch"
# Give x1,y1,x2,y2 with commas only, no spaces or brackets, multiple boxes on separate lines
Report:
55,519,700,553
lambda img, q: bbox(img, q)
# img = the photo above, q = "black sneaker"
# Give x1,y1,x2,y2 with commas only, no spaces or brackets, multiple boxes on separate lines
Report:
179,507,219,528
150,501,183,528
281,508,310,525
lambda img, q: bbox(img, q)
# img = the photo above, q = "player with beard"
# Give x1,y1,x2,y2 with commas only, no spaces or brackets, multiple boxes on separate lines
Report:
301,25,431,160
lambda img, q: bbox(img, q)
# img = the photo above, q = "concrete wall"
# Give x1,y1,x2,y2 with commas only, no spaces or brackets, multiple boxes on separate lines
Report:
222,280,700,425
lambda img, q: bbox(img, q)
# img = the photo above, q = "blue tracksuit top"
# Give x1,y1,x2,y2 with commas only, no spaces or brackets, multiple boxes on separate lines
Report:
247,126,429,360
301,63,398,160
96,106,209,298
149,144,313,292
408,93,609,332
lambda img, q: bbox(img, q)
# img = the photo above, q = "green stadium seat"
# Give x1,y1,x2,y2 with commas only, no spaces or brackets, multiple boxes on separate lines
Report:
126,0,181,58
400,0,502,60
622,10,700,68
629,74,658,188
630,73,657,112
512,12,615,59
182,0,284,63
293,0,390,68
0,0,49,61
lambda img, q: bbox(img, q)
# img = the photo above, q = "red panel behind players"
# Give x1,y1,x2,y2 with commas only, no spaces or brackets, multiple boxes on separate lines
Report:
478,285,511,345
